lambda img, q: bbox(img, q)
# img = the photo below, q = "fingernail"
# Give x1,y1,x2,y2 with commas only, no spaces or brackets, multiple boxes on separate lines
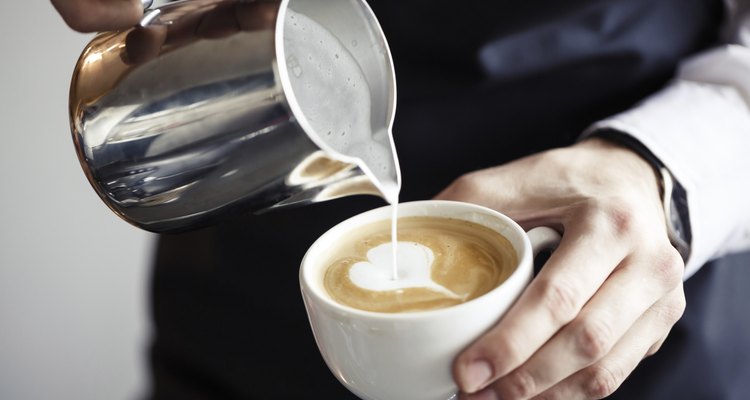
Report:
462,360,494,393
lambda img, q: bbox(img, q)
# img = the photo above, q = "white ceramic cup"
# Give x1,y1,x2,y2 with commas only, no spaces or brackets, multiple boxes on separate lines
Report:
300,200,560,400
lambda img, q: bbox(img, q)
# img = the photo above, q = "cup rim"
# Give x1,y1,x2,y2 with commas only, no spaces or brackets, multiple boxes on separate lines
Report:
300,200,533,320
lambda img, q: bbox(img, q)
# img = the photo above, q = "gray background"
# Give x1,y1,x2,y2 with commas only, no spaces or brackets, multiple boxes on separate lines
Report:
0,1,162,399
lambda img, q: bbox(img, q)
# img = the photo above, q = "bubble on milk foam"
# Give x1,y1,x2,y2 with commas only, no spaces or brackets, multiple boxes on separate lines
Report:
283,9,397,193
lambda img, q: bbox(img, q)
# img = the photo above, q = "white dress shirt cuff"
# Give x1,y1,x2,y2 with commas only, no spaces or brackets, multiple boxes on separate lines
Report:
583,45,750,278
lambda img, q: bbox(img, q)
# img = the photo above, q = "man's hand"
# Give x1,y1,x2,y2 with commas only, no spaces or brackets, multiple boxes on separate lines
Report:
51,0,144,32
436,138,686,399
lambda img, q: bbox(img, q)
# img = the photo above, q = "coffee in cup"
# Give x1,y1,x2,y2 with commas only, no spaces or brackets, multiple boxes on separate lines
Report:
323,216,518,313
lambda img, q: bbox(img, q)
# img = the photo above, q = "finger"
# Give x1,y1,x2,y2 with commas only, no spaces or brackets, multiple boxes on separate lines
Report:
454,209,629,393
646,334,668,357
484,247,682,399
164,8,206,47
532,286,685,400
123,24,167,65
52,0,144,32
195,2,241,39
236,2,279,31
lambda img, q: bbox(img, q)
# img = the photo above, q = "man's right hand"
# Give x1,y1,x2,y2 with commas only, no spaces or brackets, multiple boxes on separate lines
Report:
51,0,145,32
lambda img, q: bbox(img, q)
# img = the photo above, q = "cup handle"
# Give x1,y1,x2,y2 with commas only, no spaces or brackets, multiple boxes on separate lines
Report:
526,227,561,256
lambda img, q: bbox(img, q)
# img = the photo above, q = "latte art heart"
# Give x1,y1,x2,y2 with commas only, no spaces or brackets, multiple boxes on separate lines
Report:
324,216,517,313
348,242,462,299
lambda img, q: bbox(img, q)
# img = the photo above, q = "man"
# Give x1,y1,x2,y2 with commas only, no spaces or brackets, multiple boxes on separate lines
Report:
53,0,750,398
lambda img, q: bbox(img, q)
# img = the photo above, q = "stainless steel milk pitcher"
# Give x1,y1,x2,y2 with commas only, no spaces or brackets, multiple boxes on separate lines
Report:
69,0,399,233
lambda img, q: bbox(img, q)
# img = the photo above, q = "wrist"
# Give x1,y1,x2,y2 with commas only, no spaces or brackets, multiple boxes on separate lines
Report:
583,129,692,263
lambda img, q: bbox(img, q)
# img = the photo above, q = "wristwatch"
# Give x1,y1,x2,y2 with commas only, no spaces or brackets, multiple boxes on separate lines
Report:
591,129,692,263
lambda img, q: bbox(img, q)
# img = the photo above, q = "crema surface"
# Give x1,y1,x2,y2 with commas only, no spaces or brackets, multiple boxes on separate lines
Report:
324,216,517,312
